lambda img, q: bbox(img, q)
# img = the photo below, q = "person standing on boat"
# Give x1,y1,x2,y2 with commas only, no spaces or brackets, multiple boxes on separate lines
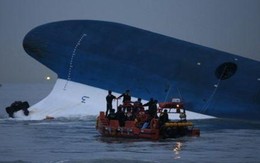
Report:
117,90,132,111
117,89,131,103
116,106,126,127
133,98,144,115
159,109,169,127
150,100,158,118
143,98,154,109
106,90,116,117
143,98,158,118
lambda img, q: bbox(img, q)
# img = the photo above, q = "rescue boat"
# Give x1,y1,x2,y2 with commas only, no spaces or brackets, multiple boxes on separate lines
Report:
96,99,200,140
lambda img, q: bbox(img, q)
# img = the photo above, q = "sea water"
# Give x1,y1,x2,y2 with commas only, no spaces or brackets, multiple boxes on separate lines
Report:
0,84,260,163
0,118,260,163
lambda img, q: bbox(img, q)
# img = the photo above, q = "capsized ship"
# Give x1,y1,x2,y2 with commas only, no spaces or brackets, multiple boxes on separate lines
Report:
23,20,260,121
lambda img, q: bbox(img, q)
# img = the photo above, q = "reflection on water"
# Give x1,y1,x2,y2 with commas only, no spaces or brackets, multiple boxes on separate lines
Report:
173,141,182,159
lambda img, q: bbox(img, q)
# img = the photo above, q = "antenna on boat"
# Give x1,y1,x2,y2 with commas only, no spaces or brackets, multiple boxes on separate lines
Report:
176,87,184,102
164,84,172,102
164,83,184,103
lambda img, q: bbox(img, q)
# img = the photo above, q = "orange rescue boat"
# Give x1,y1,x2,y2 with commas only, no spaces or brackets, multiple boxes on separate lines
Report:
96,100,200,140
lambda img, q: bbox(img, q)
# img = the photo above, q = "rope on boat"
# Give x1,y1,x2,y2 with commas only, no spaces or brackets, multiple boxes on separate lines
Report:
63,33,87,90
200,65,228,113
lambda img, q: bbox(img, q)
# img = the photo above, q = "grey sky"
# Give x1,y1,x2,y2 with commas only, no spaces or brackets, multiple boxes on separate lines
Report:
1,0,260,83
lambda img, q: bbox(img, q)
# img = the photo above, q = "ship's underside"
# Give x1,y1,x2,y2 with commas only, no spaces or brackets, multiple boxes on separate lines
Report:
23,20,260,121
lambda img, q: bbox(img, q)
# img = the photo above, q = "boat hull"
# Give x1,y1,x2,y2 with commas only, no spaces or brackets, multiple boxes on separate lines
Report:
96,111,200,140
23,20,260,121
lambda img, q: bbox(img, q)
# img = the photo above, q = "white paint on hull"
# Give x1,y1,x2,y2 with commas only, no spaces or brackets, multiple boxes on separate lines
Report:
14,79,214,120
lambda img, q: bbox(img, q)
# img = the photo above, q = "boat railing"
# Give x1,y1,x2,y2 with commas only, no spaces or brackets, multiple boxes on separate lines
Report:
158,102,185,114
